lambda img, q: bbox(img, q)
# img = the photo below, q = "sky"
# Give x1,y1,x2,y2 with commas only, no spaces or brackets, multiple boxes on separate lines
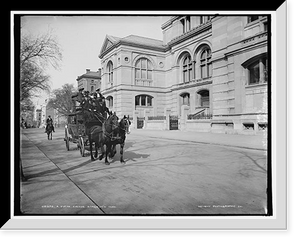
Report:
21,15,170,105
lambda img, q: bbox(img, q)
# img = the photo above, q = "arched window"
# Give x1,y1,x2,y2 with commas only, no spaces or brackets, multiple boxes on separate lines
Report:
107,61,113,85
135,58,153,86
180,93,190,106
182,55,193,83
135,95,153,107
197,90,210,107
242,53,268,85
200,47,212,79
106,96,113,108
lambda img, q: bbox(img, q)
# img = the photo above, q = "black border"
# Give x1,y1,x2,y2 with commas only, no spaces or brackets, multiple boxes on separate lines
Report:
11,13,272,218
9,0,285,11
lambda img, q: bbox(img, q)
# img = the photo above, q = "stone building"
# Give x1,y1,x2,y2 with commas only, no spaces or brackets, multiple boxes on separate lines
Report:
76,68,101,93
98,15,269,134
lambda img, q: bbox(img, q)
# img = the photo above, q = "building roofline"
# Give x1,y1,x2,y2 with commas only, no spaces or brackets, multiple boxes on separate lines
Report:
161,16,179,30
76,70,101,81
99,34,169,59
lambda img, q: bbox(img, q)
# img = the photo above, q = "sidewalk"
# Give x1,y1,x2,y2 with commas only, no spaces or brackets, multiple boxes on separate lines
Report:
130,129,268,151
20,132,103,214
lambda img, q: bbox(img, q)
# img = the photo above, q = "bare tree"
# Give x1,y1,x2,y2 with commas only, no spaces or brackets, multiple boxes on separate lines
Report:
20,30,62,101
47,84,76,116
20,62,50,101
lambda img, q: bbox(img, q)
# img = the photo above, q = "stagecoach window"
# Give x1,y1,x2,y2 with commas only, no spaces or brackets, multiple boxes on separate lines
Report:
135,95,153,107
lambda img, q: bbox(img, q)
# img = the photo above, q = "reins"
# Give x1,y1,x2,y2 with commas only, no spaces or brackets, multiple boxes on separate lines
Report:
103,115,119,139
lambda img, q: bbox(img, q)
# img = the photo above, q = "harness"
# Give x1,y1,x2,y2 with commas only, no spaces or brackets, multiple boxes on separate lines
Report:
108,119,130,141
103,118,120,141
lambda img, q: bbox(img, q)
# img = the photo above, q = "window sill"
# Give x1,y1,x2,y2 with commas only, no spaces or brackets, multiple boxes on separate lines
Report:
180,77,212,85
195,106,210,109
135,106,153,108
245,82,267,89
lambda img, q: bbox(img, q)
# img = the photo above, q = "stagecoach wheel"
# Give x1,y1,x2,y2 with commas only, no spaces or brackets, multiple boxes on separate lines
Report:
64,128,70,151
79,137,85,157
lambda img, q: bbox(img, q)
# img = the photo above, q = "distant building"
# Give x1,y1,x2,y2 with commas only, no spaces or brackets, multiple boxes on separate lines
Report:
45,104,67,128
76,68,101,93
35,109,42,128
98,15,268,134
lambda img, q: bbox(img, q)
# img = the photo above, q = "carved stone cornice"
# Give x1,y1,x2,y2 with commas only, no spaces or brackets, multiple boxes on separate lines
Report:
167,21,212,48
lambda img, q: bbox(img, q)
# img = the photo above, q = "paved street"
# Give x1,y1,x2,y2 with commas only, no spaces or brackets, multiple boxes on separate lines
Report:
20,127,268,215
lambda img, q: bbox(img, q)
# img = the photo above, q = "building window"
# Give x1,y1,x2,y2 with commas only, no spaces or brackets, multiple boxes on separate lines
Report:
182,55,193,83
135,58,153,86
199,16,212,25
263,22,268,32
248,16,259,23
135,95,153,107
248,61,260,84
180,93,190,106
200,47,212,79
106,96,113,108
243,54,268,85
107,61,113,85
197,90,210,107
90,85,94,92
180,16,191,34
199,16,204,25
186,16,191,32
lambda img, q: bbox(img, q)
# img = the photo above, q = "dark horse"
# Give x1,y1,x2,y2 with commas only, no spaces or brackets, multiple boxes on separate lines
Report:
88,113,119,164
109,115,131,163
46,123,54,140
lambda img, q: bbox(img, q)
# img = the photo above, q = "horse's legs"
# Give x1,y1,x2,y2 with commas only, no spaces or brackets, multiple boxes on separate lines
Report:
99,145,105,160
89,135,95,161
120,142,125,163
105,143,110,165
109,145,116,158
94,142,98,158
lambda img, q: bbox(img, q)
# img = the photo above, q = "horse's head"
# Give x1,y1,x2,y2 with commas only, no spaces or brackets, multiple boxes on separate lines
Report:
119,115,131,134
106,112,119,132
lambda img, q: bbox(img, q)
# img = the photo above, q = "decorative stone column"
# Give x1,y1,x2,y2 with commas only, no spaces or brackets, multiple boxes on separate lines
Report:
133,110,139,129
144,109,150,129
180,105,190,130
164,108,171,130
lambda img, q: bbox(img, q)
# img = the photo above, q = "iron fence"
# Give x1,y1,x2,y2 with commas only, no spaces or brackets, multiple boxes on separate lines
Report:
187,113,212,120
148,116,166,120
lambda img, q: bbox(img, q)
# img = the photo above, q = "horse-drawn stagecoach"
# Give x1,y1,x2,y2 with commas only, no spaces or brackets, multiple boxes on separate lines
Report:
64,112,87,156
64,89,131,164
